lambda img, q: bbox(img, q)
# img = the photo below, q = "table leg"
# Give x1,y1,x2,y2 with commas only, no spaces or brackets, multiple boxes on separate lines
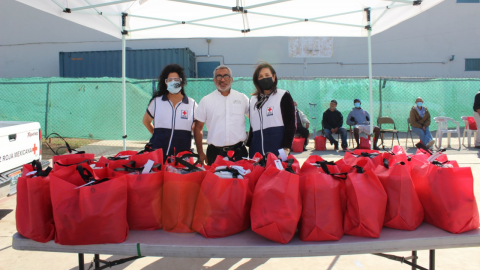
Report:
94,254,100,269
429,249,435,270
78,253,85,270
412,250,417,270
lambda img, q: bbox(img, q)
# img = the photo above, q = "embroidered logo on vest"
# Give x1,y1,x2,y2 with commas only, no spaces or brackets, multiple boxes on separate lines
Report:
267,106,274,116
181,110,188,119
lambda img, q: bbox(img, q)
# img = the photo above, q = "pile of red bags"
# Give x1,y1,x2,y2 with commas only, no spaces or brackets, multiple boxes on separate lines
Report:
15,143,479,246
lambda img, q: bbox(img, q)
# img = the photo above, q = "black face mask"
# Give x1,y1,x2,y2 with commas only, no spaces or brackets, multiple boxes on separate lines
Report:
258,77,274,91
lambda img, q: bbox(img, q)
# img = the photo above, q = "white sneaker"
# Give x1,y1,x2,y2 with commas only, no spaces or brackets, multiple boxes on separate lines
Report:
426,140,435,148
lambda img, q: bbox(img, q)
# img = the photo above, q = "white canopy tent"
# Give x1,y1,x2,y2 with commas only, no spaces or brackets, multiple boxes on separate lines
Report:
17,0,445,150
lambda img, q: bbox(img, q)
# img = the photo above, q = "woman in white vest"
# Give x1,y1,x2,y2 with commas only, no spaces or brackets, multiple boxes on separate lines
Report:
246,62,296,158
142,64,197,159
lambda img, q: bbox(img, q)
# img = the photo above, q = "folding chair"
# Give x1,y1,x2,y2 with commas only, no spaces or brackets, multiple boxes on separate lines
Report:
377,117,400,148
406,118,415,149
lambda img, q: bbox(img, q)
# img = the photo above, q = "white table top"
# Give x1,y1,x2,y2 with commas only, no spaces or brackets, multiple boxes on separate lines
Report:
12,223,480,258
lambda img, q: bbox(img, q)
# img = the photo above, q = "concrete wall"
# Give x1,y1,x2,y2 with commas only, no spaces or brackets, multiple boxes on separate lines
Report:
1,0,480,78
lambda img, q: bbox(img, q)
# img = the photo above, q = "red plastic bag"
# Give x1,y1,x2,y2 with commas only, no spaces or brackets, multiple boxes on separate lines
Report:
392,145,406,155
467,116,477,130
411,162,479,234
343,166,387,238
193,169,252,238
126,172,163,230
50,165,128,245
375,160,424,230
162,152,207,233
251,155,301,244
299,171,346,241
16,161,55,243
314,135,327,151
292,137,305,153
130,148,164,167
300,155,340,175
359,136,371,149
52,153,95,171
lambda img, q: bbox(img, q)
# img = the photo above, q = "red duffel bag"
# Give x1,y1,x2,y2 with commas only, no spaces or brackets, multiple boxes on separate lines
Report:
292,137,305,153
50,165,128,245
343,165,387,238
162,152,207,233
251,153,302,244
299,161,346,241
16,161,55,243
52,153,95,171
314,135,327,151
411,161,479,234
375,159,424,231
193,166,253,238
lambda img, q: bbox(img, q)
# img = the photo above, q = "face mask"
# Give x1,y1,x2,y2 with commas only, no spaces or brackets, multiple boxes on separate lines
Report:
258,77,274,91
416,102,423,107
294,106,297,110
167,81,182,94
354,103,361,108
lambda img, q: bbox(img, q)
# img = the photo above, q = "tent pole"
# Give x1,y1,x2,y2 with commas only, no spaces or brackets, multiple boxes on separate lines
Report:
122,34,127,151
367,19,374,150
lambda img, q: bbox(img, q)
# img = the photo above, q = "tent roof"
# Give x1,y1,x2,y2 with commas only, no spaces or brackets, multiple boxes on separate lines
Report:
17,0,444,40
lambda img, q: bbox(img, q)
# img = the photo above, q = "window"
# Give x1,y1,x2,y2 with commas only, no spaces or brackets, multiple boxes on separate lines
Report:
465,59,480,71
457,0,480,3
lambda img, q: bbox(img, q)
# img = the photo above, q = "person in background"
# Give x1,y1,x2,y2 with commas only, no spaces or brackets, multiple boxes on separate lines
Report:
322,99,348,150
246,62,296,158
143,64,197,160
409,97,435,148
472,90,480,149
194,65,249,165
346,98,381,150
293,101,310,151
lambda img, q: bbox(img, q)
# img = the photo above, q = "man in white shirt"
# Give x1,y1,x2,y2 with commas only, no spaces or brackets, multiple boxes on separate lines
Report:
194,65,249,165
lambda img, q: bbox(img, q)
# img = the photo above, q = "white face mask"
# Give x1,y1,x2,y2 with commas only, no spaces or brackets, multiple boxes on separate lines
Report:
167,81,182,94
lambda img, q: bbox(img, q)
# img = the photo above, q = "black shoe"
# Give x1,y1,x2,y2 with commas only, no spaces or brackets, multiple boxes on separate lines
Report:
303,146,308,151
334,142,339,150
373,146,380,150
475,146,480,149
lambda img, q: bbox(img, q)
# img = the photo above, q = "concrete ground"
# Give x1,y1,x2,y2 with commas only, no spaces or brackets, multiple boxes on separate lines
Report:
1,133,480,270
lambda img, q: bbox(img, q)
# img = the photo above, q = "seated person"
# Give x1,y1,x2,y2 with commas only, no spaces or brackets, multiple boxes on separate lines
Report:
409,97,435,148
294,101,310,151
322,99,348,150
346,98,381,150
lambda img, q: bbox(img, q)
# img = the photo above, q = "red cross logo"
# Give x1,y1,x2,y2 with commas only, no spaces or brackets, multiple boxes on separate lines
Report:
32,144,38,155
181,110,188,119
267,107,274,116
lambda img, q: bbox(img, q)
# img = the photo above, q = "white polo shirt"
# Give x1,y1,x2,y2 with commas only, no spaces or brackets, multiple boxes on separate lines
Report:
195,89,249,147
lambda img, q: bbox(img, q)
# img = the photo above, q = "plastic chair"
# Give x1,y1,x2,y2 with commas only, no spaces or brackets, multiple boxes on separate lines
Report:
433,117,461,149
406,118,415,149
461,116,478,147
377,117,400,148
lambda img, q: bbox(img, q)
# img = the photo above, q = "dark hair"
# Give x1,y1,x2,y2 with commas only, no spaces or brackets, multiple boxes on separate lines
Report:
252,62,278,96
153,64,187,98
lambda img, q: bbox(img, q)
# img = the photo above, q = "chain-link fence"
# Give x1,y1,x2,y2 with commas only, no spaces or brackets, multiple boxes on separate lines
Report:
1,77,479,157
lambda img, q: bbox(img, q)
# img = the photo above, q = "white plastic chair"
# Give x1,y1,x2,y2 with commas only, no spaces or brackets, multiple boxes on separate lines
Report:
433,117,461,149
461,116,478,147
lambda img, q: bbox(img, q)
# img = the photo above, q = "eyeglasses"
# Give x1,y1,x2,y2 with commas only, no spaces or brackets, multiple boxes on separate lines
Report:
215,74,231,80
165,78,182,83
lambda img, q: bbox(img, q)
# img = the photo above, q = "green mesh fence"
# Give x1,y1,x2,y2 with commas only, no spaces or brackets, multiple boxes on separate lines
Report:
1,77,479,143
